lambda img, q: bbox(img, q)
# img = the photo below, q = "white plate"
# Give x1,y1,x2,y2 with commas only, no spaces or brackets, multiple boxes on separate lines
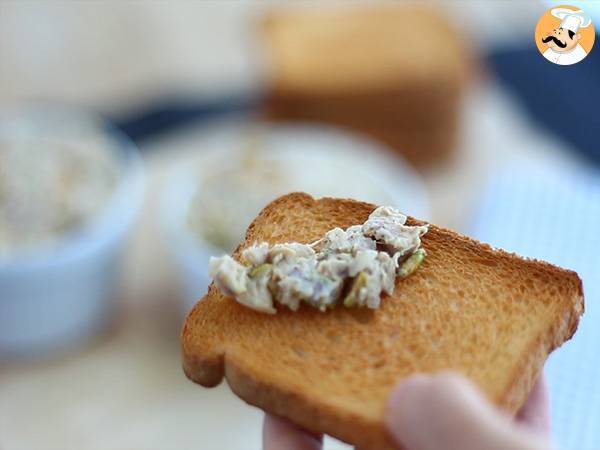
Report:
160,121,430,316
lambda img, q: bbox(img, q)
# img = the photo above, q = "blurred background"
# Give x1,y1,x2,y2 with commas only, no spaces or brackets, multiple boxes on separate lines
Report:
0,1,599,449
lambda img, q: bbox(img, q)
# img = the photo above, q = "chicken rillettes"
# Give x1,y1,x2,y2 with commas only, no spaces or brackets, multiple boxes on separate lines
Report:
209,206,428,314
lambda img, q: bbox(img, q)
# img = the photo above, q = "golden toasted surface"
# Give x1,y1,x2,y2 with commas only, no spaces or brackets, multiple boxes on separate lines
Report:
181,193,583,450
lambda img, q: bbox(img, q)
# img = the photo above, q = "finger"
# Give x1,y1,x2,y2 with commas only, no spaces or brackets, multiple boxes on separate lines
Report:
385,372,550,450
516,373,551,436
263,414,323,450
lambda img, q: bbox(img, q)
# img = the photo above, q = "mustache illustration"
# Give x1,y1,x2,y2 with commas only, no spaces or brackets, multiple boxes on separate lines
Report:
542,35,567,48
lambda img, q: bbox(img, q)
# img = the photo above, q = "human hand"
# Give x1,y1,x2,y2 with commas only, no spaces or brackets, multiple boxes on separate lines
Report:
263,372,552,450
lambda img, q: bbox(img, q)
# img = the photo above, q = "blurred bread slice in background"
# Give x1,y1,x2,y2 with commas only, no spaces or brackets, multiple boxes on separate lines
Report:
260,4,470,168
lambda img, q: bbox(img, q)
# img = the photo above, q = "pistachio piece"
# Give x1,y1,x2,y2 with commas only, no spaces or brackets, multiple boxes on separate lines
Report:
249,263,272,278
344,271,368,307
398,248,426,278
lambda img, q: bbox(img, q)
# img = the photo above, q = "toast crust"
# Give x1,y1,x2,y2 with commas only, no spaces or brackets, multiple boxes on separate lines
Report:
181,193,584,449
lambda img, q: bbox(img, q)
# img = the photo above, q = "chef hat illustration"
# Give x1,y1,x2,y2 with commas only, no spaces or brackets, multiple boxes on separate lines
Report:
551,8,592,33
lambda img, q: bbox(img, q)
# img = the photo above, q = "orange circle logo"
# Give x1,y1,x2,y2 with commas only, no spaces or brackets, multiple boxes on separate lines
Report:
535,5,595,65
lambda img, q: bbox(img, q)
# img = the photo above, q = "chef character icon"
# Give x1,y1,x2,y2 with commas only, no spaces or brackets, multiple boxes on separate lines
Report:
541,8,592,65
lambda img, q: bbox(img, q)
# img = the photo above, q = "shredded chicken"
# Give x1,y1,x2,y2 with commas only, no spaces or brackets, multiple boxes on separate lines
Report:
209,206,429,314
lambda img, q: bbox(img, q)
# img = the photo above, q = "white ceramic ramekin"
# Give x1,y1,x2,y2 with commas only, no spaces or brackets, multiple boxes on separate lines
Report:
0,110,145,358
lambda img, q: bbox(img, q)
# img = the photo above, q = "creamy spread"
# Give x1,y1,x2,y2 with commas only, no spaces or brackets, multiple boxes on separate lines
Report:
186,128,410,253
209,206,428,314
0,119,120,257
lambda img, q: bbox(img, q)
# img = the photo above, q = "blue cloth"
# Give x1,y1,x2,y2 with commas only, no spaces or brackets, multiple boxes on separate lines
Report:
472,165,600,449
488,37,600,166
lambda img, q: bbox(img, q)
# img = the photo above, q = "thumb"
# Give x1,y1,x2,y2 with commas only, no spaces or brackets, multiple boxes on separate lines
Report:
385,372,551,450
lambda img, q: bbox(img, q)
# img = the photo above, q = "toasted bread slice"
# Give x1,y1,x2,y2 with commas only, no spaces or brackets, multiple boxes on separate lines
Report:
181,193,584,450
260,5,469,167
